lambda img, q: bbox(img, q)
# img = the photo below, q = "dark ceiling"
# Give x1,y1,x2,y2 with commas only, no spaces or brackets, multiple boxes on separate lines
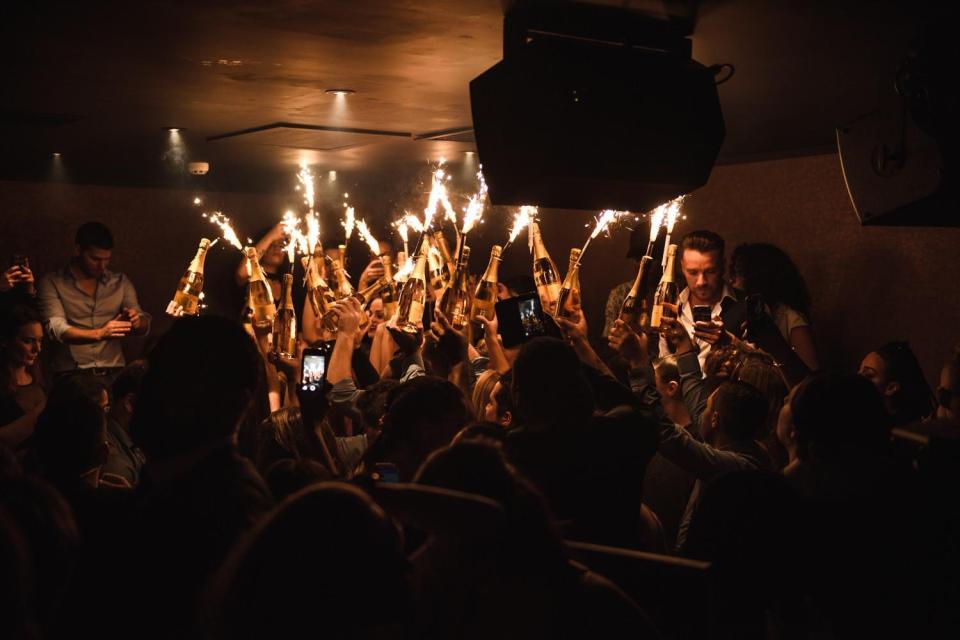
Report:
0,0,945,194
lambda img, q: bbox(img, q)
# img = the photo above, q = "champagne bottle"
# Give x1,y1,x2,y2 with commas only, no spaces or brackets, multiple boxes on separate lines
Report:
423,234,446,299
379,254,399,320
556,247,582,320
650,244,679,330
166,238,211,316
245,246,277,329
439,246,472,330
396,249,428,333
272,273,298,358
303,253,337,318
619,255,653,330
529,221,561,313
433,229,455,285
471,245,501,322
328,252,354,298
321,277,388,332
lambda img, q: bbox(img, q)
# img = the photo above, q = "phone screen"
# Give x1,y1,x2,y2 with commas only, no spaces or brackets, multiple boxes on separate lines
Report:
496,293,550,348
692,305,711,324
301,349,329,391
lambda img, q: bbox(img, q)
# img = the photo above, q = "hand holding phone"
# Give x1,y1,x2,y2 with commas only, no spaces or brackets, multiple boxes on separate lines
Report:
300,343,333,392
495,293,562,348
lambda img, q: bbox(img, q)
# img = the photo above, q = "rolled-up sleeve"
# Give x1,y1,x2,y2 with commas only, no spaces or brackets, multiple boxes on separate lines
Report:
121,276,151,334
37,275,70,342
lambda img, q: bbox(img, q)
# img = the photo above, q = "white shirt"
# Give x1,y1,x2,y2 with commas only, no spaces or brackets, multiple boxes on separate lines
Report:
659,285,739,373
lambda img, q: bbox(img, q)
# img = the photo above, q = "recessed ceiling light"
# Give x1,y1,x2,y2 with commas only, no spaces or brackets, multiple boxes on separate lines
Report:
464,151,476,155
52,152,61,157
325,89,355,96
163,127,185,133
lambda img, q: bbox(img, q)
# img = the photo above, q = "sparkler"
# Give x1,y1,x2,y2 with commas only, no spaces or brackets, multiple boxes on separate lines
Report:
281,210,309,267
356,219,381,256
393,217,410,257
661,195,686,267
201,212,244,250
504,206,537,251
393,255,415,282
297,163,316,213
342,206,356,241
575,209,630,268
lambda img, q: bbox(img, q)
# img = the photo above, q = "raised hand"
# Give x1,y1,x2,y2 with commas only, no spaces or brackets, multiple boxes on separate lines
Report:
99,314,132,340
608,319,648,368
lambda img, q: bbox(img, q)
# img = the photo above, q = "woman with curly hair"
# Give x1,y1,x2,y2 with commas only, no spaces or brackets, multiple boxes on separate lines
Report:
729,243,819,370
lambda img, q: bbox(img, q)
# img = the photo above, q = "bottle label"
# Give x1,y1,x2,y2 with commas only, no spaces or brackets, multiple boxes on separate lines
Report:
651,305,663,328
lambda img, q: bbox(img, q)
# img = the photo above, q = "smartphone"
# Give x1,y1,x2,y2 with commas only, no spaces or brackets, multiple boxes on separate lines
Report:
495,293,559,348
300,343,333,392
692,305,712,324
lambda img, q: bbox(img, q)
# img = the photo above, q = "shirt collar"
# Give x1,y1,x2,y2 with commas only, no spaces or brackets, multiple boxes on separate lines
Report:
64,262,114,284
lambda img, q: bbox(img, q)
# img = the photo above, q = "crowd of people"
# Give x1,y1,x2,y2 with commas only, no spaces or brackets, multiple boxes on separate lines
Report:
1,220,959,639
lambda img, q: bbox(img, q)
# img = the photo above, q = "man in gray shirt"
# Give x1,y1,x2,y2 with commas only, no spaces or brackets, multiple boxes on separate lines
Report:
37,222,150,383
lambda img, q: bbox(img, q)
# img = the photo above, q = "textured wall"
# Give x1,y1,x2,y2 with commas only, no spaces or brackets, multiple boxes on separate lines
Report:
2,152,958,384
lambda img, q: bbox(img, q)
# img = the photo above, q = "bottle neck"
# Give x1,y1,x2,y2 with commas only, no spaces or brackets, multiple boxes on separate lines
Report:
530,223,549,259
188,243,210,273
629,256,652,295
482,254,501,283
280,276,294,309
661,253,677,284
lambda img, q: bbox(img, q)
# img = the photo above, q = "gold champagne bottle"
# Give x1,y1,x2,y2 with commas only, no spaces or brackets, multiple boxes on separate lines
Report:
529,221,561,313
423,234,446,299
439,246,472,330
556,247,582,320
167,238,211,316
379,254,399,320
619,255,653,331
396,249,428,333
650,244,679,330
321,277,388,332
245,246,277,329
328,253,354,298
303,254,337,318
471,245,501,322
433,230,455,285
272,273,298,358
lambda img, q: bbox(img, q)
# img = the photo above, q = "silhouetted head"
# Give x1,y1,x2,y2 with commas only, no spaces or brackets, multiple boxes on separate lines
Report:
130,316,261,460
729,242,811,318
791,372,891,458
211,482,409,639
363,376,471,481
74,222,114,279
700,380,768,445
32,374,110,488
859,341,935,426
512,337,593,430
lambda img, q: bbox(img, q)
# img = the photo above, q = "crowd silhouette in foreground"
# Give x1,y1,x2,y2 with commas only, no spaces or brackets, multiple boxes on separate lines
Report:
2,222,959,639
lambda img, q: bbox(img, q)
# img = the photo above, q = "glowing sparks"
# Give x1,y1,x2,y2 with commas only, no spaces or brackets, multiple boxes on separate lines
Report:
305,212,321,255
394,218,409,243
193,197,202,205
394,255,415,282
297,163,316,213
342,206,356,241
423,165,456,230
508,206,537,245
201,211,243,250
663,195,685,233
281,210,308,263
591,209,623,240
356,219,381,255
649,207,666,243
461,167,488,235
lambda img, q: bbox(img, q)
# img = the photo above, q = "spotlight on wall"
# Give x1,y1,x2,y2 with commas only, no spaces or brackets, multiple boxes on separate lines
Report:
325,89,355,96
53,152,61,157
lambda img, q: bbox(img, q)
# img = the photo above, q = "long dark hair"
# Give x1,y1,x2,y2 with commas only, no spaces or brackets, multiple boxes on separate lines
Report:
730,243,812,320
0,305,43,395
875,341,937,425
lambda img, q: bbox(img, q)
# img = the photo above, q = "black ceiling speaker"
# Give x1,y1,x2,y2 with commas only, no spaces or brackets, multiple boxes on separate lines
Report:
470,1,725,212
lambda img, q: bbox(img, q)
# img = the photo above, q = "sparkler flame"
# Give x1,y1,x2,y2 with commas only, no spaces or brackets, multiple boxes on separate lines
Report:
356,219,381,255
423,165,456,230
591,209,623,240
394,219,409,243
394,255,415,282
649,207,666,243
305,212,321,255
281,210,308,263
297,163,316,213
342,206,356,240
405,214,424,234
664,195,685,233
461,167,488,235
508,206,537,245
202,211,244,250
